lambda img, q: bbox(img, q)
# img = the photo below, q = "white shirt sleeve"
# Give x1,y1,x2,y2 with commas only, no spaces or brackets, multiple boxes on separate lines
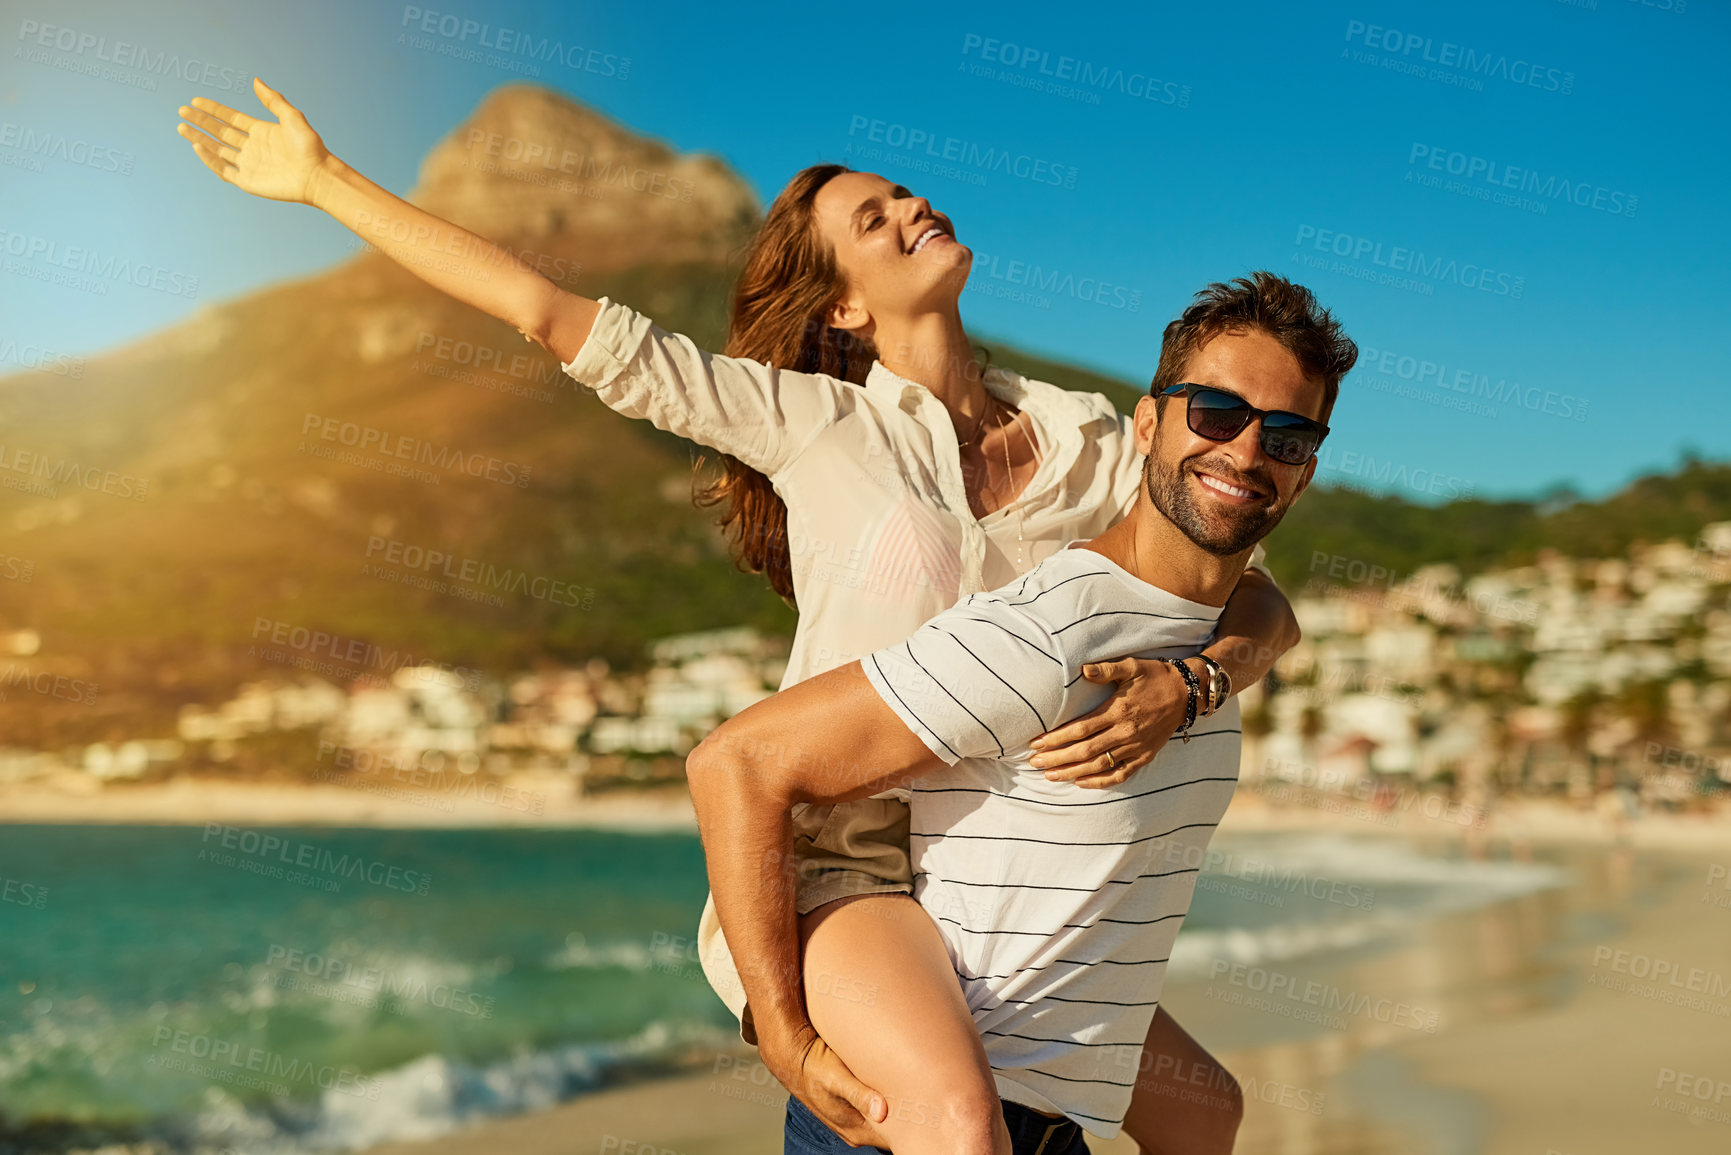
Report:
560,297,848,476
861,600,1067,766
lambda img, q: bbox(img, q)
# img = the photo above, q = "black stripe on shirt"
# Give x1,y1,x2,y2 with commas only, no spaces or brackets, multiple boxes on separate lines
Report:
1005,992,1163,1007
915,770,1239,809
913,867,1199,892
906,637,1005,757
869,652,961,761
909,821,1219,848
1052,609,1216,635
961,956,1169,982
985,1030,1143,1049
967,616,1062,665
936,625,1048,730
935,911,1185,937
1013,1066,1137,1089
1002,569,1116,607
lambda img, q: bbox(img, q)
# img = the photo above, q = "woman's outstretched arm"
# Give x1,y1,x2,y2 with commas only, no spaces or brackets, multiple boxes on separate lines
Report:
1029,565,1299,787
178,78,596,362
178,79,841,475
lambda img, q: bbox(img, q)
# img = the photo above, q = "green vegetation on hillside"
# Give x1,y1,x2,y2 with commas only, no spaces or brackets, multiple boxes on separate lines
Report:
1259,458,1731,589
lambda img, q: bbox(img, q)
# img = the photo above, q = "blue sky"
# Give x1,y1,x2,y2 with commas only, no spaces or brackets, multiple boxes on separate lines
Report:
3,0,1726,503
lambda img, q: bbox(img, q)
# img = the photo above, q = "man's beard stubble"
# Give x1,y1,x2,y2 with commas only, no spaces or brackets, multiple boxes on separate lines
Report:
1145,450,1292,557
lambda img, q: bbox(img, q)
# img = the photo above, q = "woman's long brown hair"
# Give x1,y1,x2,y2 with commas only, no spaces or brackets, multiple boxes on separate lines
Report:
692,164,876,603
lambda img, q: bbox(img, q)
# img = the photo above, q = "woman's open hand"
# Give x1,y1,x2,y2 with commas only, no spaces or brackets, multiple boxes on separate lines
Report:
176,78,331,205
1028,657,1193,788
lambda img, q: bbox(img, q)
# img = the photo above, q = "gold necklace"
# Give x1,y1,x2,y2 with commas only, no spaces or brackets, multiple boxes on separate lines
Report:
970,393,1028,571
1001,403,1028,571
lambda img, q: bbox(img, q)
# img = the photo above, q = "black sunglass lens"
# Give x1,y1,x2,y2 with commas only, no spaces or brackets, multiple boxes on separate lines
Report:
1187,390,1251,441
1260,416,1320,465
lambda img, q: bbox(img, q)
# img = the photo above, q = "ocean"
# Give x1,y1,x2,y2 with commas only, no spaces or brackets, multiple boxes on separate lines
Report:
0,824,1570,1153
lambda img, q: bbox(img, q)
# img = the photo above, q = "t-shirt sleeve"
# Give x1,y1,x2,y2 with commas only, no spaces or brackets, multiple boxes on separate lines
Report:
861,599,1068,765
561,296,846,476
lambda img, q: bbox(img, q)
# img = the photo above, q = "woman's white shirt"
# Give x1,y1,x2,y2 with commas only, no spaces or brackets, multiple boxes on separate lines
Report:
562,296,1268,706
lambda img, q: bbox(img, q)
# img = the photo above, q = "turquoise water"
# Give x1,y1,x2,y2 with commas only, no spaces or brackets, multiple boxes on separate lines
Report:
0,825,732,1145
0,824,1568,1151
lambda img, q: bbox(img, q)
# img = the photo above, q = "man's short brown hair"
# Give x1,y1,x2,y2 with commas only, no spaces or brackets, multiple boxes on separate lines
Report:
1150,272,1357,424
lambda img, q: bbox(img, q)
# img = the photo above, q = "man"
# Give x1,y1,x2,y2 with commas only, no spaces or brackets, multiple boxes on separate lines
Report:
687,272,1355,1153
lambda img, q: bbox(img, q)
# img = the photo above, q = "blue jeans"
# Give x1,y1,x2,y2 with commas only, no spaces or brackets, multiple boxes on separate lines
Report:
783,1093,1090,1155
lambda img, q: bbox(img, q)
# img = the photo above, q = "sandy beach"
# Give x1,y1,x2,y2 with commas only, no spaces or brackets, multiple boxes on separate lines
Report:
0,771,697,830
323,789,1722,1155
346,824,1731,1155
9,777,1727,1154
374,851,1729,1155
5,769,1727,851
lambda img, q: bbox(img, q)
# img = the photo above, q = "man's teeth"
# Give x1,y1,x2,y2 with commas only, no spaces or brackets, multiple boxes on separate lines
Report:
911,229,942,254
1199,473,1255,499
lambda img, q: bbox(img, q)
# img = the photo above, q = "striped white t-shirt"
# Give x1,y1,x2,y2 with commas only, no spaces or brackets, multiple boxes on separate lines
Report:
861,542,1242,1139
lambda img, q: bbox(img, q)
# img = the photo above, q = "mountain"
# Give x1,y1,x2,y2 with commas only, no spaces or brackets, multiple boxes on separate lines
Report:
405,84,758,273
0,85,1722,747
0,87,777,746
0,85,1152,747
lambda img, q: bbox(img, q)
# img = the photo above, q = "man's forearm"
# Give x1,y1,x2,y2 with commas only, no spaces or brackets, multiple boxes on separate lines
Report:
685,741,814,1047
1200,568,1300,695
683,662,946,1055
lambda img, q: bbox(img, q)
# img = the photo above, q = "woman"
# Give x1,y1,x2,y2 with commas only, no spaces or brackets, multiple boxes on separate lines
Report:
177,80,1296,1153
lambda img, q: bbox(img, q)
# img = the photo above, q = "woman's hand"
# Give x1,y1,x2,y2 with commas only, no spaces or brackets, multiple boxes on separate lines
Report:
174,77,599,364
177,78,331,205
757,1019,890,1146
1028,658,1194,789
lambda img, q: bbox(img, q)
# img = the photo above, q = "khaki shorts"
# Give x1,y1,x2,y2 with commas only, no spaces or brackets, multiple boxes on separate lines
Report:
696,795,913,1045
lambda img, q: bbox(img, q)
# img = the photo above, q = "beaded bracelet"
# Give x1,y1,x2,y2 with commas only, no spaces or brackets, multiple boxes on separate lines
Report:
1164,657,1202,742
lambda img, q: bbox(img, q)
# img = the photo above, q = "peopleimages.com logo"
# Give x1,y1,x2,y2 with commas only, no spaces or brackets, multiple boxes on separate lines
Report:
396,6,630,79
0,228,199,299
0,120,134,175
14,18,253,92
1342,20,1574,94
1357,343,1589,422
845,115,1079,189
199,824,433,895
958,33,1191,108
1407,143,1637,219
1293,225,1524,299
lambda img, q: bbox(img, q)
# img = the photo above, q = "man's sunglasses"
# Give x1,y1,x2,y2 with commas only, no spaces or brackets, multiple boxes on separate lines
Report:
1158,383,1329,466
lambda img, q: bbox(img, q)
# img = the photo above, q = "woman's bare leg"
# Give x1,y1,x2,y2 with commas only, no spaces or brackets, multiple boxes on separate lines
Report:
1118,1006,1243,1154
797,893,1011,1155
